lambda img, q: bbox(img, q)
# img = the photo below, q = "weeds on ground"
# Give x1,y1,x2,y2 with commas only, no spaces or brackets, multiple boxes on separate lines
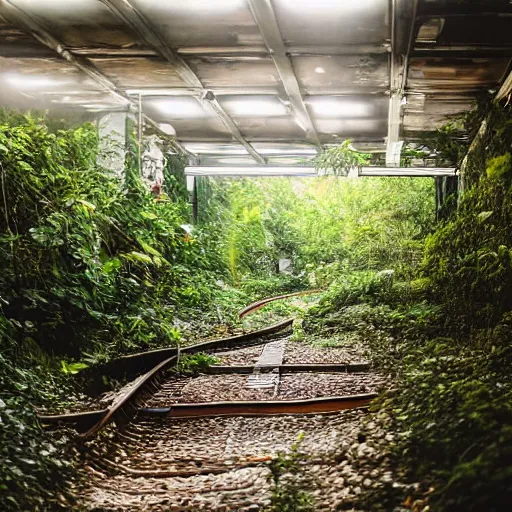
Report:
266,433,315,512
176,353,220,375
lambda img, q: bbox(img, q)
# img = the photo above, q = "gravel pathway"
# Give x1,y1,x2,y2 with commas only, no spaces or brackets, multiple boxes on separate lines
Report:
215,338,368,366
145,373,385,406
284,341,368,365
80,410,410,511
75,320,404,511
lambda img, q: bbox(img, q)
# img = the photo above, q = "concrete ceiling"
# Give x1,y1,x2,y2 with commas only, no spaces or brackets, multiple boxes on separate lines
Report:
0,0,511,167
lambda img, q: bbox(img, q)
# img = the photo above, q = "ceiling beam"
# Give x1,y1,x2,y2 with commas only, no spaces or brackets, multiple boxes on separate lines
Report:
386,0,419,166
247,0,322,149
99,0,265,165
0,0,194,159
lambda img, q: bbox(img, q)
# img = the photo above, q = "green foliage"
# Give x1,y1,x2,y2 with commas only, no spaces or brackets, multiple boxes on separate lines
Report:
353,100,512,511
266,433,314,512
0,316,77,511
313,140,369,175
240,274,308,299
176,353,219,375
422,101,512,329
486,152,511,180
200,176,435,286
0,111,229,510
0,113,218,357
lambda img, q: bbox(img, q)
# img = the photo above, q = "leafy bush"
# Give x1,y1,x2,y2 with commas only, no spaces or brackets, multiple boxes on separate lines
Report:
266,433,314,512
0,114,218,357
0,111,227,510
0,317,77,511
199,175,435,285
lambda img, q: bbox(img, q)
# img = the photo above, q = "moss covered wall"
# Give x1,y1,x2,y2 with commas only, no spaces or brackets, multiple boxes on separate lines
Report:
423,101,512,329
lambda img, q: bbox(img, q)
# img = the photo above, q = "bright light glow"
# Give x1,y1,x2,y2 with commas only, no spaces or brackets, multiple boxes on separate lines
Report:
158,123,176,136
126,89,192,96
253,144,317,155
360,167,456,177
152,98,206,118
278,0,382,14
147,0,244,14
4,74,65,89
314,67,326,74
183,143,248,155
259,148,317,155
185,166,317,177
84,104,118,110
222,98,287,117
307,97,369,118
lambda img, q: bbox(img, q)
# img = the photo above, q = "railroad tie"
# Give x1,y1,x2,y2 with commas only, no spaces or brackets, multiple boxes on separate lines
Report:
246,339,286,392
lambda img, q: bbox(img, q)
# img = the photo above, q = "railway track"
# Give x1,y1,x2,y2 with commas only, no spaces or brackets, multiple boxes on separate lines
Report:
39,293,386,510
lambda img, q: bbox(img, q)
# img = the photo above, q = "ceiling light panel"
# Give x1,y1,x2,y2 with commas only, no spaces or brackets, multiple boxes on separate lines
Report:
219,96,288,117
131,0,265,48
233,118,306,141
153,118,233,142
182,143,249,155
89,57,187,88
272,0,388,46
145,97,208,119
307,96,372,118
0,57,103,93
315,119,387,142
251,143,317,156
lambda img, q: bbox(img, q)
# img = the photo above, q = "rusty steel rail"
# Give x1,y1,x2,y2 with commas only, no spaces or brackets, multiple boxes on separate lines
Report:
38,408,108,431
38,318,294,436
238,289,323,318
139,393,378,418
90,317,294,379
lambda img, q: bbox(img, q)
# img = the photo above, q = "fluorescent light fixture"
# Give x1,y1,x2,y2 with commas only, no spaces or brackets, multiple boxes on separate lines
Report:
84,104,116,110
185,166,317,177
151,98,206,118
360,167,456,177
183,143,248,155
185,165,457,177
307,97,369,118
222,98,288,117
126,88,195,96
4,74,65,89
252,144,317,155
314,67,326,74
